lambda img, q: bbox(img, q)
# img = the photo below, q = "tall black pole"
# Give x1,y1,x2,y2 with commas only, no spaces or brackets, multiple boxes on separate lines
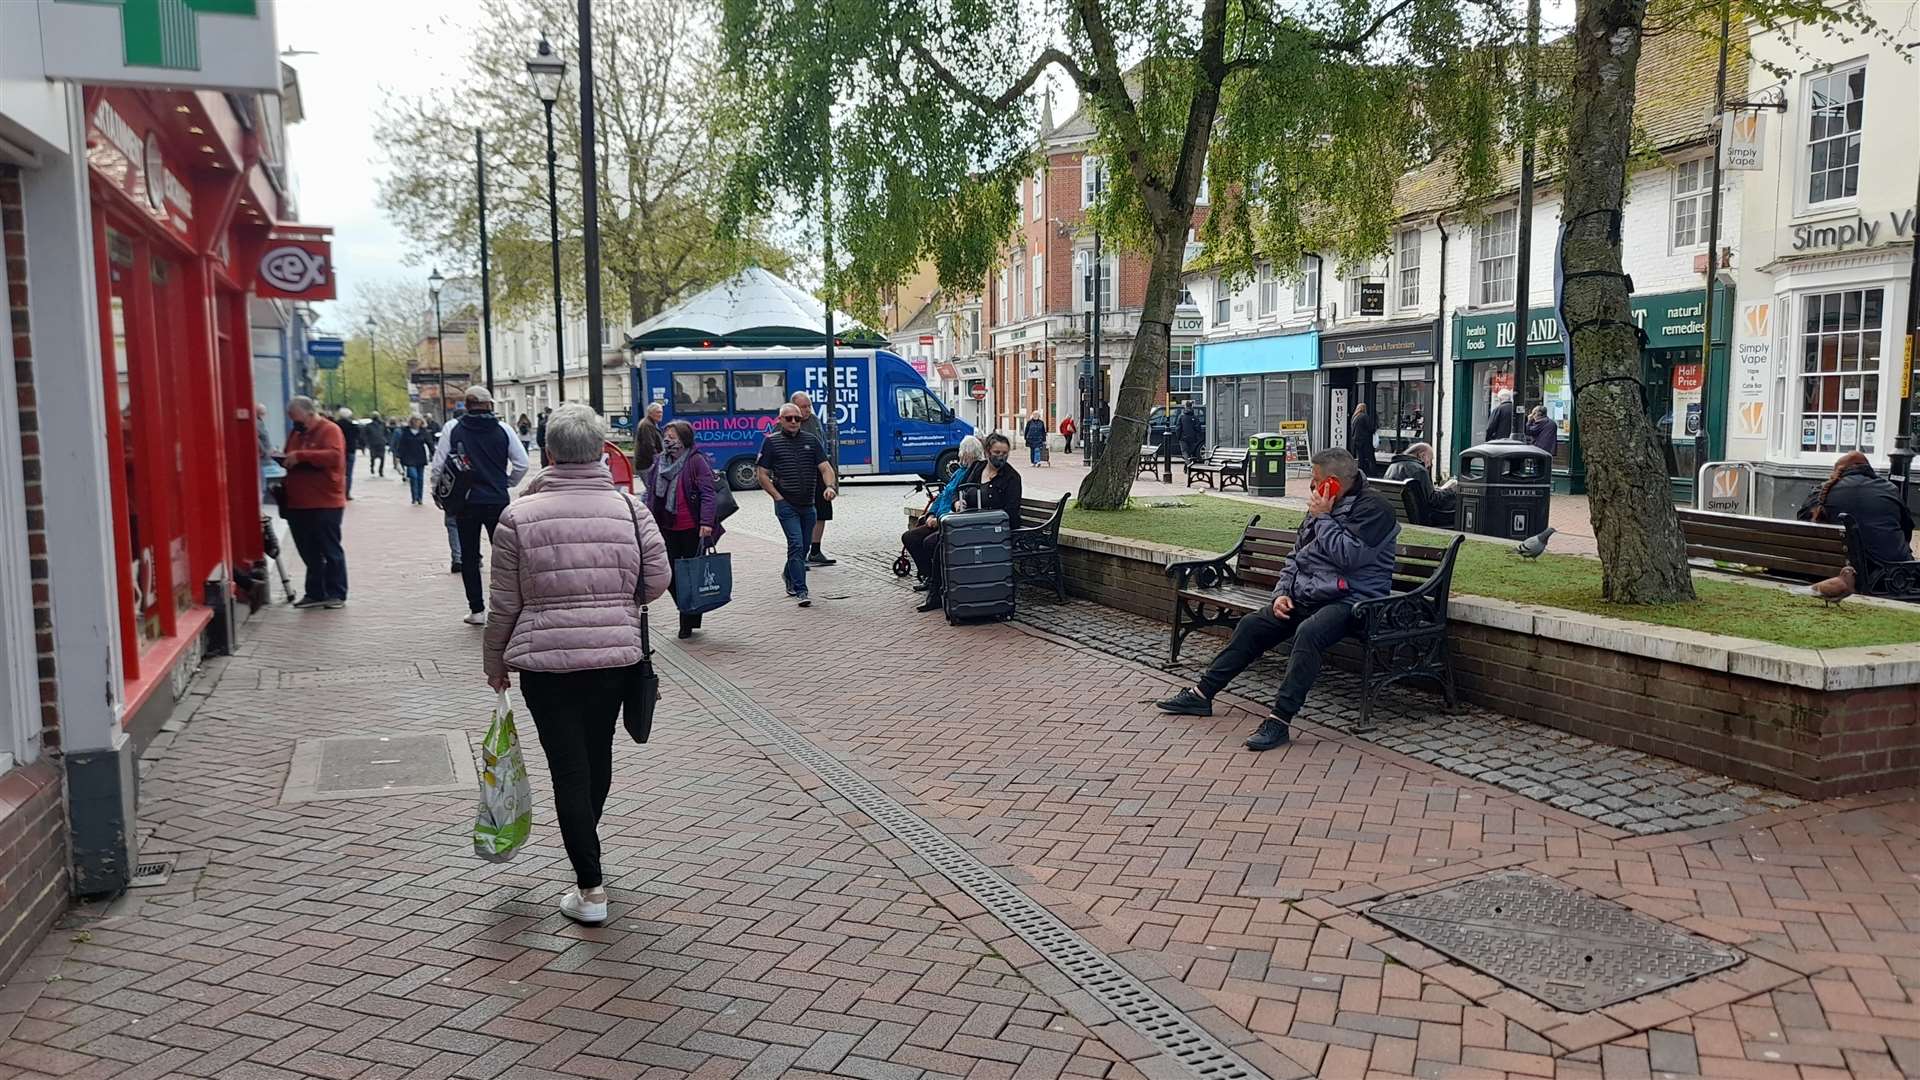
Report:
576,0,606,414
368,326,379,416
1092,226,1103,427
433,292,447,424
476,128,496,394
542,99,566,405
1510,0,1540,440
819,1,838,472
1699,0,1731,469
1896,160,1920,503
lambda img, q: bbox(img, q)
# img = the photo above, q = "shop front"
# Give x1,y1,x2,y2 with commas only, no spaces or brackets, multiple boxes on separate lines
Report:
1197,328,1319,451
83,86,328,733
1318,323,1438,472
1451,285,1731,496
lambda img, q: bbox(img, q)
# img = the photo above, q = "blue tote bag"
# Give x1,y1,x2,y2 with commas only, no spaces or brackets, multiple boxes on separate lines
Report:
672,551,733,615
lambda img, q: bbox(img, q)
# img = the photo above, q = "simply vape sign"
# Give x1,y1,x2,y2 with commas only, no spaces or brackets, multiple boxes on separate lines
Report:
41,0,281,92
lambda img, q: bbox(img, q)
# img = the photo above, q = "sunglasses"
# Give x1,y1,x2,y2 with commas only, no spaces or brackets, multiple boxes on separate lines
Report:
780,415,802,422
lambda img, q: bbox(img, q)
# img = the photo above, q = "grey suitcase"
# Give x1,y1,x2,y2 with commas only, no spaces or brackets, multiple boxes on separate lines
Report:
940,510,1014,623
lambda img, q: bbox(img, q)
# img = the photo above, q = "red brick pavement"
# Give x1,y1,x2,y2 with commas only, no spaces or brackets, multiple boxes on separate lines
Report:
1,469,1913,1080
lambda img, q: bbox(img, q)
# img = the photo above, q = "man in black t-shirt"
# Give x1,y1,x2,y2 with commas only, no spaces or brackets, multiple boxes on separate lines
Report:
756,403,838,607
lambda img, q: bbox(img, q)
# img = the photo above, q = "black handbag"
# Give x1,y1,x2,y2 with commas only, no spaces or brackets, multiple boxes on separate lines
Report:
622,496,660,744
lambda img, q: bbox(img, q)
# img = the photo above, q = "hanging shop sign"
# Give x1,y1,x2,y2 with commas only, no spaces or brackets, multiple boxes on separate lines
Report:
86,97,193,243
954,359,988,380
1721,111,1766,171
1321,325,1433,366
1457,287,1728,358
935,361,959,381
40,0,281,92
255,232,337,301
1732,300,1772,437
1358,282,1386,317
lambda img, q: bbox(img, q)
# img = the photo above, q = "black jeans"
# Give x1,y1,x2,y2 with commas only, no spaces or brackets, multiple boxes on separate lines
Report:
1196,601,1355,720
458,502,507,613
661,526,704,634
284,507,347,601
520,666,623,889
901,522,939,579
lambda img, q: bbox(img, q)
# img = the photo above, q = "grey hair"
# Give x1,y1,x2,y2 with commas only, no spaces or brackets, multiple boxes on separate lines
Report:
1310,447,1362,488
957,435,985,463
1529,405,1548,420
288,395,316,417
1405,441,1436,463
544,403,607,464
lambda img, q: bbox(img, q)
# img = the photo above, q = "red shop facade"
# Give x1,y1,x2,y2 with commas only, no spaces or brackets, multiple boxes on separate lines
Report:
82,86,329,727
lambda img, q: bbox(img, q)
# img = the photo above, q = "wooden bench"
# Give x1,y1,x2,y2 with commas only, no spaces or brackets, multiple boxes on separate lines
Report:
1371,476,1424,527
1185,447,1249,491
1167,517,1464,730
1677,508,1848,584
1012,494,1070,600
1838,513,1920,601
1138,443,1170,477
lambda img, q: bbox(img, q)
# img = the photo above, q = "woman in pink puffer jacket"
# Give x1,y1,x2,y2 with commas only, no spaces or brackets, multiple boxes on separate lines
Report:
484,403,670,925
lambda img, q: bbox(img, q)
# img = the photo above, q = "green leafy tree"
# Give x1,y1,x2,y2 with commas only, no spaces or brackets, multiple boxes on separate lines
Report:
718,0,1513,513
375,0,790,331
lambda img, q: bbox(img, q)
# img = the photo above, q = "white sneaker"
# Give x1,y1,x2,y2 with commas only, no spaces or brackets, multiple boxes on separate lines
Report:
462,611,487,625
560,888,608,925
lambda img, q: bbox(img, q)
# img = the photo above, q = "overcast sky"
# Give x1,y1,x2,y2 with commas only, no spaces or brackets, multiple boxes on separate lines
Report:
277,0,478,332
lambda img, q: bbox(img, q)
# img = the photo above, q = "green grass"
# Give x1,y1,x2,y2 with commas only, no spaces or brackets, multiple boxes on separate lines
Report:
1065,495,1920,650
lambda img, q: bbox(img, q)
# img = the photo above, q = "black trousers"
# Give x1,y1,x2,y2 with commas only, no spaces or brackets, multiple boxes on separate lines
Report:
661,526,704,634
520,667,623,889
458,502,507,613
902,522,940,579
284,507,347,602
1196,602,1355,720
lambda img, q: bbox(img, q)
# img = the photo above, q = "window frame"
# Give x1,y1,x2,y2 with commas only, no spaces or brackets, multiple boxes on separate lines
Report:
731,369,788,413
1214,276,1231,325
1076,249,1115,312
1668,157,1722,252
672,370,729,413
1030,252,1044,315
1081,155,1104,207
1802,61,1866,212
1257,263,1278,318
1292,258,1319,313
1396,229,1422,310
1791,285,1889,460
1031,169,1044,219
1475,208,1518,308
1012,255,1026,321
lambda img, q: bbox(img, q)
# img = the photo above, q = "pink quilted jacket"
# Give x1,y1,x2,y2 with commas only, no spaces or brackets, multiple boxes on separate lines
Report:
483,463,672,677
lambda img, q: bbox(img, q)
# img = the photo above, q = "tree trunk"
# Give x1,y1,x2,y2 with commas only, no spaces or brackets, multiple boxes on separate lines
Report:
1076,218,1192,509
1561,0,1696,602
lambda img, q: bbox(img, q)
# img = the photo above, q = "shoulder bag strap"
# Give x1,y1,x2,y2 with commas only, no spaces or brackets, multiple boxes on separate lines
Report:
623,494,652,658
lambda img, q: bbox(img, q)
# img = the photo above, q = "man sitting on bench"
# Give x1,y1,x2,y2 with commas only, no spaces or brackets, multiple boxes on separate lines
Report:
1383,442,1459,527
1156,448,1400,750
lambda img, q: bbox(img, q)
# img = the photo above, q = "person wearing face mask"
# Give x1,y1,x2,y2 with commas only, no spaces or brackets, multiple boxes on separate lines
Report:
920,433,1023,613
756,404,838,607
275,396,349,609
644,420,724,638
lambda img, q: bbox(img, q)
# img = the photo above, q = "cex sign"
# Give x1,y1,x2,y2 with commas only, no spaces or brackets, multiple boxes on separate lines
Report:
255,235,336,301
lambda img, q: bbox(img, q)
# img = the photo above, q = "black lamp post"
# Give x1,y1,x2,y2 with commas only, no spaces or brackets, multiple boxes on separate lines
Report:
575,0,607,414
526,36,569,406
365,315,380,416
429,267,447,423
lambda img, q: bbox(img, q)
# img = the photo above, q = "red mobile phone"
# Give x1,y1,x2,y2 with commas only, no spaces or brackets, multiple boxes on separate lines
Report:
1315,476,1342,502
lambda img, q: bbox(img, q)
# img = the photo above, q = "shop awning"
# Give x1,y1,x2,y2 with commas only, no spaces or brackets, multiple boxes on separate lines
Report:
627,267,883,351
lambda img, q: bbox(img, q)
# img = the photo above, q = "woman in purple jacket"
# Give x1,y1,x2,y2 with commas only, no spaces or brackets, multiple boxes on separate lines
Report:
644,420,724,638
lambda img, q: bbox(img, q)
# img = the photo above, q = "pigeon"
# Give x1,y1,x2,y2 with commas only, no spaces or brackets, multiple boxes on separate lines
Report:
1810,565,1856,607
1513,527,1556,559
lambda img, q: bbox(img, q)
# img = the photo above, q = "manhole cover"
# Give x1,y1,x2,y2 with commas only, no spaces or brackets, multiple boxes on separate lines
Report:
277,663,424,689
282,731,477,803
1367,871,1741,1012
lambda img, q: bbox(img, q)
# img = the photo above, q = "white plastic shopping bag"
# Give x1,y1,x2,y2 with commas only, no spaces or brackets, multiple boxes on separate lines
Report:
472,690,533,862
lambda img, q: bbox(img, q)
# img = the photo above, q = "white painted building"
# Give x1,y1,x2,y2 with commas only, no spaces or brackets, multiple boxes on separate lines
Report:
490,311,630,428
1725,1,1919,516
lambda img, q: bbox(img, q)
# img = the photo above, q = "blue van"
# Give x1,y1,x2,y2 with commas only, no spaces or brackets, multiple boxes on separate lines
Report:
636,347,975,490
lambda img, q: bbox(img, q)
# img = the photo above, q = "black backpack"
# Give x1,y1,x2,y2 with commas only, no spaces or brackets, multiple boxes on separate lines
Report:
431,426,474,513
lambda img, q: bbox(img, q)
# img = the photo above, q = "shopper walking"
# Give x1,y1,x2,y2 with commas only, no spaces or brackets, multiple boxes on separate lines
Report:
791,392,838,565
1024,413,1048,466
434,387,530,625
394,415,432,505
366,412,387,476
634,401,665,472
483,403,672,925
757,402,837,607
276,396,348,609
644,420,723,638
536,407,550,466
1060,415,1076,454
1348,401,1378,477
1177,401,1204,461
334,407,362,498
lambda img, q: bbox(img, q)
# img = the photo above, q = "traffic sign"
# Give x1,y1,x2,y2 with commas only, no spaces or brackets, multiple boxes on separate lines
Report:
307,336,345,370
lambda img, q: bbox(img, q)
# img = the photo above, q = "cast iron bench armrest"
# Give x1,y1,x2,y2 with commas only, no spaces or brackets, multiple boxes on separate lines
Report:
1351,535,1465,637
1166,514,1262,590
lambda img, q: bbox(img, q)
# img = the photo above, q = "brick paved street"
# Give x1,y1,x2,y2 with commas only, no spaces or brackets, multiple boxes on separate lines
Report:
1,465,1914,1079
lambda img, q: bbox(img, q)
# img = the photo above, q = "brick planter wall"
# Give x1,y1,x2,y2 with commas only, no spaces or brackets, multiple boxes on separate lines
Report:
1055,529,1920,800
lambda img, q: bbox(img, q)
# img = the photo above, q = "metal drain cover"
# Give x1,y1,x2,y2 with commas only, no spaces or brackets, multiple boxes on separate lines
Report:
1367,871,1741,1012
128,859,174,888
277,663,424,689
282,731,478,803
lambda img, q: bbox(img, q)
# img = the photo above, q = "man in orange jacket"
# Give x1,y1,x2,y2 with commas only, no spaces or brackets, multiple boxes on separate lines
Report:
276,396,349,608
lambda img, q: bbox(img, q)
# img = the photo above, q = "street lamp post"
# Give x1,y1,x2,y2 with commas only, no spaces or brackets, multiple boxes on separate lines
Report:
429,268,447,423
365,315,380,416
526,37,569,406
575,0,607,414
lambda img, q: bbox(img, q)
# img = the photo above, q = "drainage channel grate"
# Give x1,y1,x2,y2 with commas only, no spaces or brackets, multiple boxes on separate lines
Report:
276,663,426,689
657,644,1269,1080
1366,871,1742,1012
128,859,174,888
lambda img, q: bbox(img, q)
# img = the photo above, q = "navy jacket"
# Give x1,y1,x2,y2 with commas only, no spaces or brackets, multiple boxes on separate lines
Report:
1798,465,1914,566
445,413,516,506
1275,478,1401,606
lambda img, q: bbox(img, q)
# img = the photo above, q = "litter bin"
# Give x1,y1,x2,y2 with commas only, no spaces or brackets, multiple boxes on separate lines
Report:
1456,439,1553,539
1248,432,1288,497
